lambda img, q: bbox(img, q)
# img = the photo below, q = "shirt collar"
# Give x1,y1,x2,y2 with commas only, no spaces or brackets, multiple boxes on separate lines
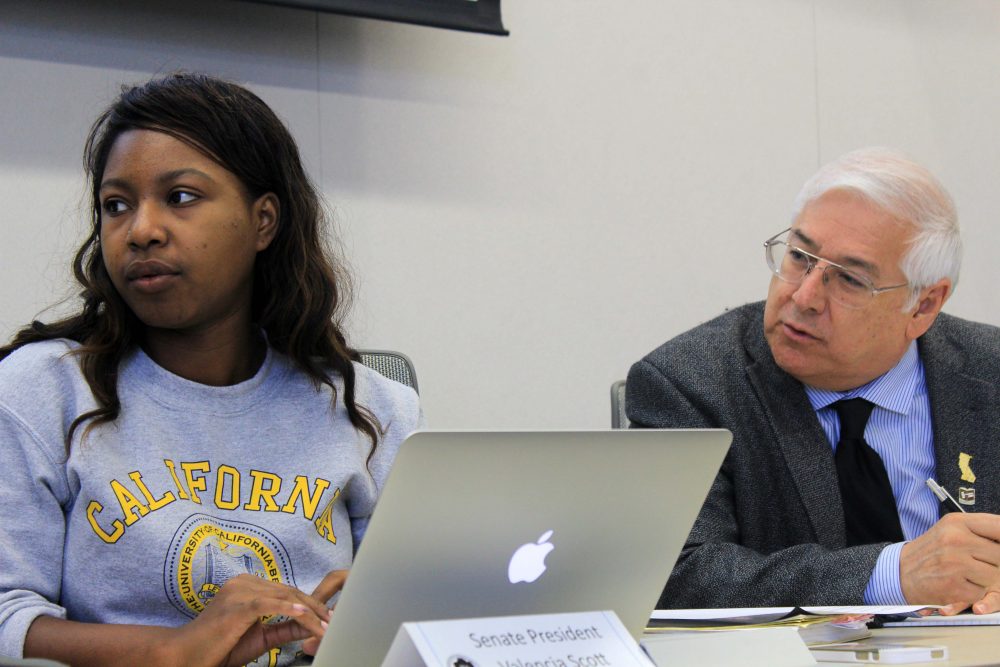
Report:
804,340,922,416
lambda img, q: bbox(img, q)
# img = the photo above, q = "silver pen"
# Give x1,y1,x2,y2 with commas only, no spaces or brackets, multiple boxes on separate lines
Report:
926,478,966,514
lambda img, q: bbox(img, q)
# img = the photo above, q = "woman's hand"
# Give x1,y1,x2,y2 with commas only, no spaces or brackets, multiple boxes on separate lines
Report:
171,573,332,667
302,569,349,656
25,573,340,667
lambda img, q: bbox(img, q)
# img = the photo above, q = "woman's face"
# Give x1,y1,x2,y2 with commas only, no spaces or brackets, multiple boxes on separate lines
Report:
98,129,277,336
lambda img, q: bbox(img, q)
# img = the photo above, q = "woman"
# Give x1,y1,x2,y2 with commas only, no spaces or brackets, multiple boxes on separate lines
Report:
0,73,422,666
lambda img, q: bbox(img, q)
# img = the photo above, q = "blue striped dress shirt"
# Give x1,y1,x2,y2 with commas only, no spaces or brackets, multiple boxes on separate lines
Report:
804,341,938,604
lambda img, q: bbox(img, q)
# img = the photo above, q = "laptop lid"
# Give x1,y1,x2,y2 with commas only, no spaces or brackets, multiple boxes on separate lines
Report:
311,429,730,666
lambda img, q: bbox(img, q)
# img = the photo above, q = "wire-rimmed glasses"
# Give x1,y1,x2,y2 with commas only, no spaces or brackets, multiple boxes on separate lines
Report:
764,228,908,309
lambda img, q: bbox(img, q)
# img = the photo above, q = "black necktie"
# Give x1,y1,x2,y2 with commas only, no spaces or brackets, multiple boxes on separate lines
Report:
833,398,904,546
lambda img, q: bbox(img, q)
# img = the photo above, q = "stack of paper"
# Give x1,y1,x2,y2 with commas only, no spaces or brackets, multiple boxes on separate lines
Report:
647,606,930,646
642,607,960,666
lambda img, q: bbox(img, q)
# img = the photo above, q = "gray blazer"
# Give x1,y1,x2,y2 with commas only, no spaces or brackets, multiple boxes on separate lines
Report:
627,301,1000,608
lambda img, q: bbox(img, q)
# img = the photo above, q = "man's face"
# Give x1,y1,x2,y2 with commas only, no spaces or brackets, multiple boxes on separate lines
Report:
763,190,923,391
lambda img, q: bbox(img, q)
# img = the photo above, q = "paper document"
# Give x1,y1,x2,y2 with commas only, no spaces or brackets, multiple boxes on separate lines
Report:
649,605,930,625
645,606,911,646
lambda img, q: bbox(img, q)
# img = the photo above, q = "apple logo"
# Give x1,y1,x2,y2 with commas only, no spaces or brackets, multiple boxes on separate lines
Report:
507,530,555,584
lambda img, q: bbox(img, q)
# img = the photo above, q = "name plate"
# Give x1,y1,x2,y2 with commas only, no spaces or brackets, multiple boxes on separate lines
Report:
382,610,654,667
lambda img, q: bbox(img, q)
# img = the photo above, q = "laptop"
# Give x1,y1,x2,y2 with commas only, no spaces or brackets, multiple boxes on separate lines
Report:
311,429,731,666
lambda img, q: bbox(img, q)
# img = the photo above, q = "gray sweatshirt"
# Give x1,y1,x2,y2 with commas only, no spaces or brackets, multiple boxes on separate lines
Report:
0,340,423,665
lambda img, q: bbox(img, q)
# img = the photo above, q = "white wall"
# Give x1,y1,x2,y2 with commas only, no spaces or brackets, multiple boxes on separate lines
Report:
2,0,998,429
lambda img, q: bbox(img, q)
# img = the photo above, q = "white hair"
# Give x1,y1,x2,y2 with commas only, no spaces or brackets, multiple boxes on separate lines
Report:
791,147,961,310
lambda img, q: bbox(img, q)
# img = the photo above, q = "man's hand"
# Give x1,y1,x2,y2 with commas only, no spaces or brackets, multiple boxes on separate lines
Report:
900,512,1000,612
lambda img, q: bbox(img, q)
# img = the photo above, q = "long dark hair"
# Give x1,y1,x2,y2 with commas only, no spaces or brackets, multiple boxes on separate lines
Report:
0,73,382,449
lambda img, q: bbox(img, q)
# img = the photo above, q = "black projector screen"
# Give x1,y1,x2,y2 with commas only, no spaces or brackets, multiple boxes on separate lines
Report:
241,0,508,35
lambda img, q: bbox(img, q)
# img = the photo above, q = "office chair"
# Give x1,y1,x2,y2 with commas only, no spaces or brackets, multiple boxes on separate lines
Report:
610,379,628,428
358,349,419,394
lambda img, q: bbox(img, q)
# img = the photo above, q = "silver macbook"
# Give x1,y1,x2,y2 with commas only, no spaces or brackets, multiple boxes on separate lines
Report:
311,429,731,666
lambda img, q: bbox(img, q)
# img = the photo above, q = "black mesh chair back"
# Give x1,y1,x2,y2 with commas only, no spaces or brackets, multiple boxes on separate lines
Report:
358,350,419,394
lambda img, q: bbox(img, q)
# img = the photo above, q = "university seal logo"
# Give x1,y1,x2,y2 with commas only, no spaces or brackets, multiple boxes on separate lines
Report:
164,513,295,619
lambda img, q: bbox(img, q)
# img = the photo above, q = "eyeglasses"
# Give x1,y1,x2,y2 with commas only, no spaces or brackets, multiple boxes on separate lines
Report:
763,228,908,309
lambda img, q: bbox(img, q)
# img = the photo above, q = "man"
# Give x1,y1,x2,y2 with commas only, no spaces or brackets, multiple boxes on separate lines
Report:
627,147,1000,612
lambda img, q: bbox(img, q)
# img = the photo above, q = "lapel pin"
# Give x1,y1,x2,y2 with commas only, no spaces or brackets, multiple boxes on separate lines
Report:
959,452,976,483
